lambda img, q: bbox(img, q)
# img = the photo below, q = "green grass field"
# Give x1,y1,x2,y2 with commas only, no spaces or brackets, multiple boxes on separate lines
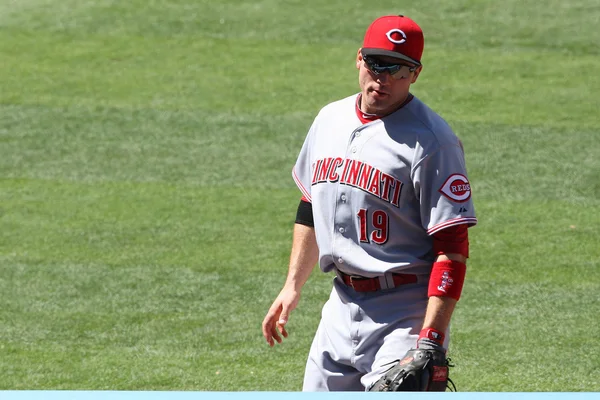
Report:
1,0,599,391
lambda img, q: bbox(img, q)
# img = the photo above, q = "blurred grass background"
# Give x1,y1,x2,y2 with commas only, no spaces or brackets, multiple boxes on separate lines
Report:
1,0,599,391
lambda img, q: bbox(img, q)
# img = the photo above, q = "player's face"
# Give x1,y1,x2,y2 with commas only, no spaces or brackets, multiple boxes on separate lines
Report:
356,49,422,116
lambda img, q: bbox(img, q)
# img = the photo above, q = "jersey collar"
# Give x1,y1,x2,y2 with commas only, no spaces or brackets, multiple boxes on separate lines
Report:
355,93,414,124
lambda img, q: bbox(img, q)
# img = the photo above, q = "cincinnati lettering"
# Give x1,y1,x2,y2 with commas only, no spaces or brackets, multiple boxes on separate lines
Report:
311,157,403,207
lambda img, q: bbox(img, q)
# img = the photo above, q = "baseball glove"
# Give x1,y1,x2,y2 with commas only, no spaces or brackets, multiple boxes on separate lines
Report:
367,346,454,392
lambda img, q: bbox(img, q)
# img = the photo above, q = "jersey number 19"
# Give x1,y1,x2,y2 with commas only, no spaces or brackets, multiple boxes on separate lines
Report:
357,208,389,245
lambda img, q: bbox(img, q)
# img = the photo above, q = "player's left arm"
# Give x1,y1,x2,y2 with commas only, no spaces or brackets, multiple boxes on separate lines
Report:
412,138,476,346
419,223,469,346
420,253,464,340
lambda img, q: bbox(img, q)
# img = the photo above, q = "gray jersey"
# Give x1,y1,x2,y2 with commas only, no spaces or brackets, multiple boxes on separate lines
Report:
293,93,477,277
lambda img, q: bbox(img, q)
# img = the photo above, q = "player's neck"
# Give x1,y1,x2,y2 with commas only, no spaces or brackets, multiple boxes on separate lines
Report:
357,93,414,119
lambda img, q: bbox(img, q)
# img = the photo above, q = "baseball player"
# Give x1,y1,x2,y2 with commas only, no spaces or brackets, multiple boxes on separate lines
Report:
262,15,477,391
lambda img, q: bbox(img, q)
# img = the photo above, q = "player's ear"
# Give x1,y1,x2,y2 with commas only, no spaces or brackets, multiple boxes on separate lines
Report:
356,48,363,69
411,65,423,83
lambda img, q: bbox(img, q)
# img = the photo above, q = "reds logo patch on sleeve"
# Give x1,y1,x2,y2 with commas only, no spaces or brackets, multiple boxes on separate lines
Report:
439,174,471,202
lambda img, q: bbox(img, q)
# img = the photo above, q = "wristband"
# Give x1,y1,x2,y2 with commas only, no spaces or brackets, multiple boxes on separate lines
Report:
428,259,466,300
418,328,445,346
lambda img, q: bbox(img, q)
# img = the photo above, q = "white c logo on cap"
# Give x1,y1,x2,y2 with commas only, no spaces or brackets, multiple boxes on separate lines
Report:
386,29,407,44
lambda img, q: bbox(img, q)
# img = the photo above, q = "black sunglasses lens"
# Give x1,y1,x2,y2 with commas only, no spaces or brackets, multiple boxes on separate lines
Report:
364,57,377,70
386,65,402,74
365,56,405,75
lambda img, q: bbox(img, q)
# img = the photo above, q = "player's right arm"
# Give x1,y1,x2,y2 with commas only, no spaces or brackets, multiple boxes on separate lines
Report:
263,115,319,347
261,222,319,347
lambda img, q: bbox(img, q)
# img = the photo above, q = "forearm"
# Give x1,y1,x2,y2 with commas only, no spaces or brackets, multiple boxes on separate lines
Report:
422,253,466,333
421,296,457,333
261,223,319,346
284,223,319,290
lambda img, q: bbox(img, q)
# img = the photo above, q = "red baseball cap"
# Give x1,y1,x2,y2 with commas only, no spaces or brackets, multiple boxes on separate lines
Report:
361,15,424,65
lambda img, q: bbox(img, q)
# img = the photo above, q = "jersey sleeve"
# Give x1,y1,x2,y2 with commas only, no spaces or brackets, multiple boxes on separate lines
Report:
412,143,478,235
291,121,317,202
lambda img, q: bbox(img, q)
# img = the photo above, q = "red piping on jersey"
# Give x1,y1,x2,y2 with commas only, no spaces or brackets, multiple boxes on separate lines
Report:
427,217,477,235
292,167,312,202
355,93,414,124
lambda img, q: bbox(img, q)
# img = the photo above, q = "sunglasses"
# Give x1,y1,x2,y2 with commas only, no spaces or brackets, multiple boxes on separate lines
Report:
362,55,418,79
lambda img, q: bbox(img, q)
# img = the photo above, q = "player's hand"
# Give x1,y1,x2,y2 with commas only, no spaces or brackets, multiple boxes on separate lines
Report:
261,286,301,347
